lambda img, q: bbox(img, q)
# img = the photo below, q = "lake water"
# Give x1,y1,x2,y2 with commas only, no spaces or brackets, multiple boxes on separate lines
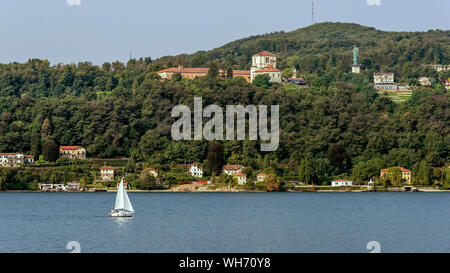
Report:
0,192,449,253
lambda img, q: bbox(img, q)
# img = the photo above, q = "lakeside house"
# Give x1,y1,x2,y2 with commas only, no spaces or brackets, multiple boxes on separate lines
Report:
232,172,247,185
380,166,412,184
143,167,159,178
256,173,267,183
222,164,244,175
40,183,66,192
100,166,115,181
418,76,432,87
0,153,34,167
331,179,353,187
187,163,203,178
59,146,86,160
66,182,81,191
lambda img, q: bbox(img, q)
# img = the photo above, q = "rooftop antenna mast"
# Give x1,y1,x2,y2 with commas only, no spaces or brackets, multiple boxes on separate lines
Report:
312,1,315,25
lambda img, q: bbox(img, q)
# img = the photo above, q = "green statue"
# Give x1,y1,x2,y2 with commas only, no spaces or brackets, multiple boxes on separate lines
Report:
353,45,359,66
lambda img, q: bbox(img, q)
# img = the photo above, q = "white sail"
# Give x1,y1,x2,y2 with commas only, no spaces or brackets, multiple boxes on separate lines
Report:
114,178,125,210
123,186,134,212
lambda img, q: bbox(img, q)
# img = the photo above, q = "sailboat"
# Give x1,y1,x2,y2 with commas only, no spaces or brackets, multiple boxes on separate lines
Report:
109,177,135,217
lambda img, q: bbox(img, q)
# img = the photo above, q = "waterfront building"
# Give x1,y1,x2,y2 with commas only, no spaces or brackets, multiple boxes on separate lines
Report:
59,146,86,160
232,172,247,185
256,173,267,183
100,166,115,181
331,179,353,187
66,182,81,191
188,163,203,178
0,153,34,167
380,166,411,184
222,164,244,175
250,51,282,83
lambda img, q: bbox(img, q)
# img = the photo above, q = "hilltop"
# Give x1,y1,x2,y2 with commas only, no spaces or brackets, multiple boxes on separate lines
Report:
155,22,450,81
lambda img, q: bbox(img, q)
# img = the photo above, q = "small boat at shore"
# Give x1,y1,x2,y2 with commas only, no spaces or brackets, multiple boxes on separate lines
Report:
109,178,135,217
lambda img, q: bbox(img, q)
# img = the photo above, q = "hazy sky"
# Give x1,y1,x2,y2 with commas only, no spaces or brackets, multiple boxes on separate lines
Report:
0,0,448,65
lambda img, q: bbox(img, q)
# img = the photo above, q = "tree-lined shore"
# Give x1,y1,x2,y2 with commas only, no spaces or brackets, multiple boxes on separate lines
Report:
0,23,448,191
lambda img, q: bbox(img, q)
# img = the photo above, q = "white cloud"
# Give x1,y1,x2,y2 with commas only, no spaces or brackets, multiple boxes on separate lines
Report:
367,0,382,6
66,0,81,6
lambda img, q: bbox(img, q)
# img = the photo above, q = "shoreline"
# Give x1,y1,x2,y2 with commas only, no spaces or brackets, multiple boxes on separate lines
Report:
1,189,449,193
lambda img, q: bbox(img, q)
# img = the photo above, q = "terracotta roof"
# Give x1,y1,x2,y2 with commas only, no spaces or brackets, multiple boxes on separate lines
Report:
0,153,17,155
24,155,34,158
373,72,394,76
232,70,251,75
145,167,158,173
253,51,276,57
100,166,114,170
223,164,244,171
255,66,281,73
157,67,209,74
232,172,246,177
191,163,201,168
380,167,411,173
60,146,83,150
257,173,266,176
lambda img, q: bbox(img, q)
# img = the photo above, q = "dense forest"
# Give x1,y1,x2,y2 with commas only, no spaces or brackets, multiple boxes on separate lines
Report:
0,23,449,188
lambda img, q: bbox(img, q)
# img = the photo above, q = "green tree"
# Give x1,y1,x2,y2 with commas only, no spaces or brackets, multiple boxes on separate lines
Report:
253,74,271,88
42,140,59,162
172,72,182,82
298,153,317,185
265,173,281,192
416,160,432,185
139,172,156,190
328,144,352,173
207,62,219,78
204,142,224,175
226,67,233,79
282,68,294,79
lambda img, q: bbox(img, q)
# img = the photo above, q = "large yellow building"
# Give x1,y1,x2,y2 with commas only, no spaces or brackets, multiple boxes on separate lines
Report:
157,67,251,82
59,146,86,160
380,166,411,184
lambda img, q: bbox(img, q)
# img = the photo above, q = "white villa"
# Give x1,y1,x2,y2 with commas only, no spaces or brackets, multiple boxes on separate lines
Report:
251,51,282,83
188,163,203,178
100,166,115,181
222,164,244,175
331,179,353,187
232,173,247,185
0,153,34,167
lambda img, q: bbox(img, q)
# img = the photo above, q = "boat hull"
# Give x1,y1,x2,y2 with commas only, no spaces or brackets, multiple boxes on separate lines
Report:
109,210,134,217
